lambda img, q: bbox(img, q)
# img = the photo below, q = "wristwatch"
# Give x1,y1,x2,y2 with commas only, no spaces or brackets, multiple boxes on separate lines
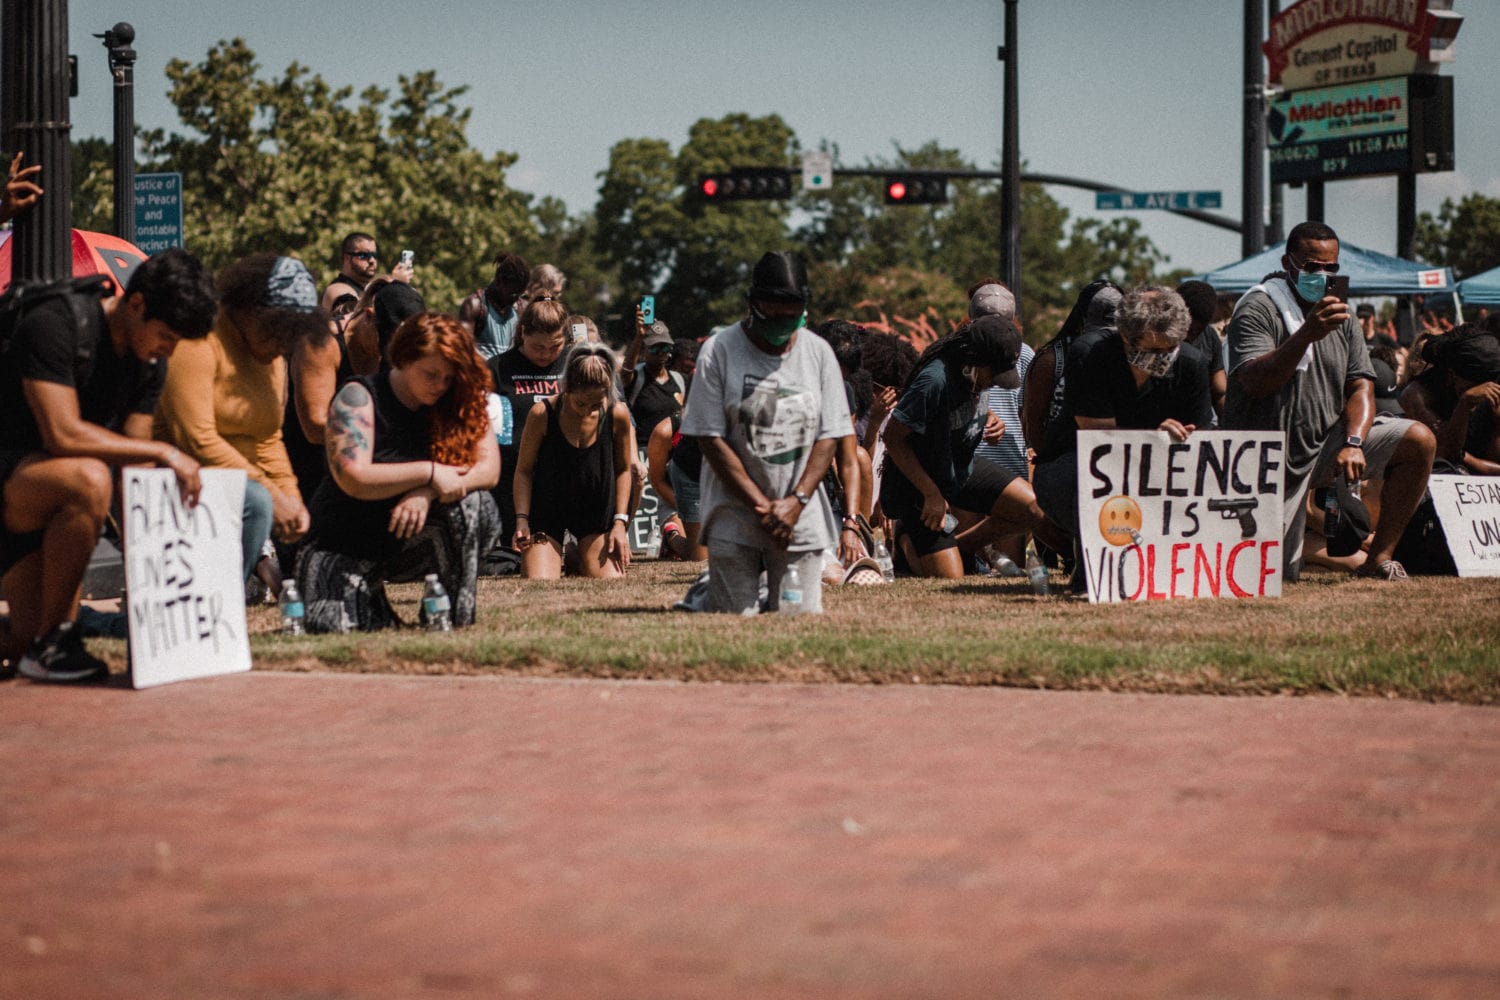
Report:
793,490,811,507
1344,435,1364,449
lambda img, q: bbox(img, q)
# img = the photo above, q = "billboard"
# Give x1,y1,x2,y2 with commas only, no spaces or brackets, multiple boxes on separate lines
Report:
1268,75,1452,182
1264,0,1438,90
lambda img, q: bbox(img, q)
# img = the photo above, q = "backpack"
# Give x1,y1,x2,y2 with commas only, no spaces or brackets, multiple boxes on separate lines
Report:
0,275,114,364
626,363,686,410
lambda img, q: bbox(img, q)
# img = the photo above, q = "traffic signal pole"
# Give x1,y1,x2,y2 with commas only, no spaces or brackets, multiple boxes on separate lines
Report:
2,0,73,285
999,0,1021,313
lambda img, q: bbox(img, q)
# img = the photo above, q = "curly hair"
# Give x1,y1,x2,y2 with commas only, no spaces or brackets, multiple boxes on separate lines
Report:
387,312,494,466
216,252,330,354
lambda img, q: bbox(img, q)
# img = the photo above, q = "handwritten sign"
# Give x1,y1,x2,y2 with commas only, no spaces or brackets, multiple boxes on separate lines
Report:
1428,475,1500,577
124,468,250,688
1077,430,1286,603
630,447,662,557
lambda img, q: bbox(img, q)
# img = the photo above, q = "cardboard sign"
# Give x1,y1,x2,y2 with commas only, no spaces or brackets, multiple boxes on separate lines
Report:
124,468,250,688
1428,474,1500,577
1076,430,1286,603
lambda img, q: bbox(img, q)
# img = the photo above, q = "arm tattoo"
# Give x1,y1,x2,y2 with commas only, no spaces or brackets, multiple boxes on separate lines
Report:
327,382,374,471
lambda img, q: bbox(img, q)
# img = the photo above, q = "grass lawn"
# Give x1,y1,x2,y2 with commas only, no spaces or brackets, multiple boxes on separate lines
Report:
99,560,1500,704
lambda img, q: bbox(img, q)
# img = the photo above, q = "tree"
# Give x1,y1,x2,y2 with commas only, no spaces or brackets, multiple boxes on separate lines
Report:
1415,194,1500,279
139,39,534,309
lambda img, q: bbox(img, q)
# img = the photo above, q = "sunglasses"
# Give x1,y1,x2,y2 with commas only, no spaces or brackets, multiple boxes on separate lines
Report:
347,251,378,261
647,344,674,355
1289,254,1339,274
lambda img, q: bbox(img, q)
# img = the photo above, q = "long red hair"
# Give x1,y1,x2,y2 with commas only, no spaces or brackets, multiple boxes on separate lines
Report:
387,312,494,465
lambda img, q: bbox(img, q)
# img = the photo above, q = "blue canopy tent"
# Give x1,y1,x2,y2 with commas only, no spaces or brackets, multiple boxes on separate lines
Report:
1193,241,1456,298
1458,264,1500,306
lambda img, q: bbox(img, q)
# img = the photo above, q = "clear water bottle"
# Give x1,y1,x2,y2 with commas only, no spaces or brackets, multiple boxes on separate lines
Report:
942,512,959,534
872,535,896,583
779,564,804,616
278,581,305,635
1025,541,1051,597
1321,484,1341,534
422,573,453,632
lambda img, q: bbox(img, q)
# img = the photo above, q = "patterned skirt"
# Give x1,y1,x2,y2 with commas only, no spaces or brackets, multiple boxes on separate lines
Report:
296,491,501,633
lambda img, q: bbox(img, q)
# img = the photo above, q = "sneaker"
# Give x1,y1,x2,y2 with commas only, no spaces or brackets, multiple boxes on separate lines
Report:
16,622,110,684
1356,559,1410,582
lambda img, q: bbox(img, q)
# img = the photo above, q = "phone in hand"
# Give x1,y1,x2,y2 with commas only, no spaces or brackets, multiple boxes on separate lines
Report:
640,295,655,326
399,250,415,270
1326,275,1350,302
570,322,587,344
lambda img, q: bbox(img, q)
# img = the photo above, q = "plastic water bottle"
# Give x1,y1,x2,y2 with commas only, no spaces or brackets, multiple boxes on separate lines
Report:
942,513,959,534
1322,485,1341,534
278,581,305,636
422,574,453,632
1025,541,1051,597
872,535,896,583
779,564,804,616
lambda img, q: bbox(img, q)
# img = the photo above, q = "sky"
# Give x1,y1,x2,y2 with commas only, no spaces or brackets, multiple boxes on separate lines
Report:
55,0,1500,278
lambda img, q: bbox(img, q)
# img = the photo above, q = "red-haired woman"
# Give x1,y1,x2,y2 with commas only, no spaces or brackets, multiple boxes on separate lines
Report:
298,312,501,631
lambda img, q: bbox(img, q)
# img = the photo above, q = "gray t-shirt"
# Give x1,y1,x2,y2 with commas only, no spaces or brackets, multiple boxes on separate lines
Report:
681,322,851,552
1224,279,1374,479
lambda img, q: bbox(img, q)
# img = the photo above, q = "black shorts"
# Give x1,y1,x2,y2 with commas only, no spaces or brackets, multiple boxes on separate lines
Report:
0,449,45,574
894,461,1020,558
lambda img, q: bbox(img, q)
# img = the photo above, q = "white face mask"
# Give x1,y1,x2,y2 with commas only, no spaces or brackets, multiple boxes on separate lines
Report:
1125,344,1180,378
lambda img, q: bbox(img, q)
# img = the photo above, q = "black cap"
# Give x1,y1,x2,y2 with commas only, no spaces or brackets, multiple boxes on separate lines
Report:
1325,477,1372,558
964,314,1023,390
748,251,810,304
374,282,426,353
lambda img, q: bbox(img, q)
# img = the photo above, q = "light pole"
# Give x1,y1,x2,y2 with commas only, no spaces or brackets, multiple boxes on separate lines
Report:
998,0,1021,315
1242,0,1266,256
98,22,136,244
2,0,73,285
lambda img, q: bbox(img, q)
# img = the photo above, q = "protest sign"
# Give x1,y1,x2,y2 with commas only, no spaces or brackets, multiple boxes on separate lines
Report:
629,447,662,556
124,468,250,688
1076,430,1286,603
1427,474,1500,577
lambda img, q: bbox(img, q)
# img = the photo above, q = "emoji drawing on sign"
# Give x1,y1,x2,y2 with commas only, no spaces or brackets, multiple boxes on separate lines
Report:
1099,495,1145,547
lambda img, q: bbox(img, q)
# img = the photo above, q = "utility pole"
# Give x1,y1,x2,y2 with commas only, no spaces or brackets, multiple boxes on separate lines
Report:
1241,0,1266,257
1266,0,1283,243
998,0,1021,314
99,22,136,244
2,0,73,285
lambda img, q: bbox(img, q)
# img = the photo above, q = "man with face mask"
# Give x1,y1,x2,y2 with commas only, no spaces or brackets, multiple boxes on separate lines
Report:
1225,221,1435,581
680,251,850,614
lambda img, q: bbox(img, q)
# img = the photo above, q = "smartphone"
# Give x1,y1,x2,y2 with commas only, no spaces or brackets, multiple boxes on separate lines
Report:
640,295,655,326
399,249,415,269
570,322,587,344
1326,275,1350,302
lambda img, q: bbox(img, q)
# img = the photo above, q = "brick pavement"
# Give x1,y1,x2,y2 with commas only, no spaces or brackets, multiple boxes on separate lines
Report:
3,673,1498,999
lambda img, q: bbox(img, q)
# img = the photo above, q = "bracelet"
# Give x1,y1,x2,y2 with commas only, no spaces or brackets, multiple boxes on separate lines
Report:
160,446,179,466
428,460,435,486
515,512,530,520
613,513,630,524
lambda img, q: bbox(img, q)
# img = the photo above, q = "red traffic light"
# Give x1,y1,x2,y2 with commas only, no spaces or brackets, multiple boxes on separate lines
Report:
883,174,948,205
887,181,907,201
701,177,719,197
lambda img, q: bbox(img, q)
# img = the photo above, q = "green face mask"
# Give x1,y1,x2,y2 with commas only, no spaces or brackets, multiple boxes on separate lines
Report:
751,305,806,346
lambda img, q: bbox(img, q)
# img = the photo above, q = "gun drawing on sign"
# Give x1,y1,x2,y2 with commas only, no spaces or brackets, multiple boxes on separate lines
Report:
1207,497,1259,539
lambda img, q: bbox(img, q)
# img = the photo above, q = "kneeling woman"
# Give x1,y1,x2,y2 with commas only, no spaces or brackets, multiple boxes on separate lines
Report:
512,343,635,579
299,313,501,631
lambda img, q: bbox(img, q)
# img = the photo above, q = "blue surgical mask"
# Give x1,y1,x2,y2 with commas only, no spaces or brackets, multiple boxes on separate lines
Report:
1294,268,1328,303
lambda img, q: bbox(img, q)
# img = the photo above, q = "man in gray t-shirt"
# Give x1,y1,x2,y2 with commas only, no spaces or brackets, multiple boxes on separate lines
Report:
1224,221,1434,581
681,252,849,614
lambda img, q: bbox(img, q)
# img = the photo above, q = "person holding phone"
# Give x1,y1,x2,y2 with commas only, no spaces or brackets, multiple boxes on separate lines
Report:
1224,220,1435,582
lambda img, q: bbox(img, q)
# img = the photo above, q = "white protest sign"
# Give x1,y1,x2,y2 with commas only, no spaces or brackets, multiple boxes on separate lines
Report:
1427,474,1500,577
1076,430,1286,603
123,468,250,688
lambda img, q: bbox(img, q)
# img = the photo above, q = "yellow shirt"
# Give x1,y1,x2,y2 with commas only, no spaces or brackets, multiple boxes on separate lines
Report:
154,312,301,501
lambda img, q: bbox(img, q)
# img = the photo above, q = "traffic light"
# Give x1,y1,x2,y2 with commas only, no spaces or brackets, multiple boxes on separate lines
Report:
697,167,795,202
884,174,948,205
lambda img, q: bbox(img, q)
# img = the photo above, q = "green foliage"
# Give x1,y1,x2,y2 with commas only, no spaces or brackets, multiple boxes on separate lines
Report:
1414,193,1500,279
139,39,534,309
69,136,115,234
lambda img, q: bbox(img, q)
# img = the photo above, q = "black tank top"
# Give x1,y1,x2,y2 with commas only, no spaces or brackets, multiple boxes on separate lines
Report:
307,372,431,561
530,397,616,539
284,326,357,501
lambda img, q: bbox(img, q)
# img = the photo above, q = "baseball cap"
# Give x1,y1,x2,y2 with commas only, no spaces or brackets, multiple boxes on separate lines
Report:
965,313,1023,390
1325,476,1371,558
643,320,673,349
968,283,1016,322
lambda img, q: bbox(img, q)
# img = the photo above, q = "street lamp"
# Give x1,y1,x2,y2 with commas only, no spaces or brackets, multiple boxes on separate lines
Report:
96,22,136,244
